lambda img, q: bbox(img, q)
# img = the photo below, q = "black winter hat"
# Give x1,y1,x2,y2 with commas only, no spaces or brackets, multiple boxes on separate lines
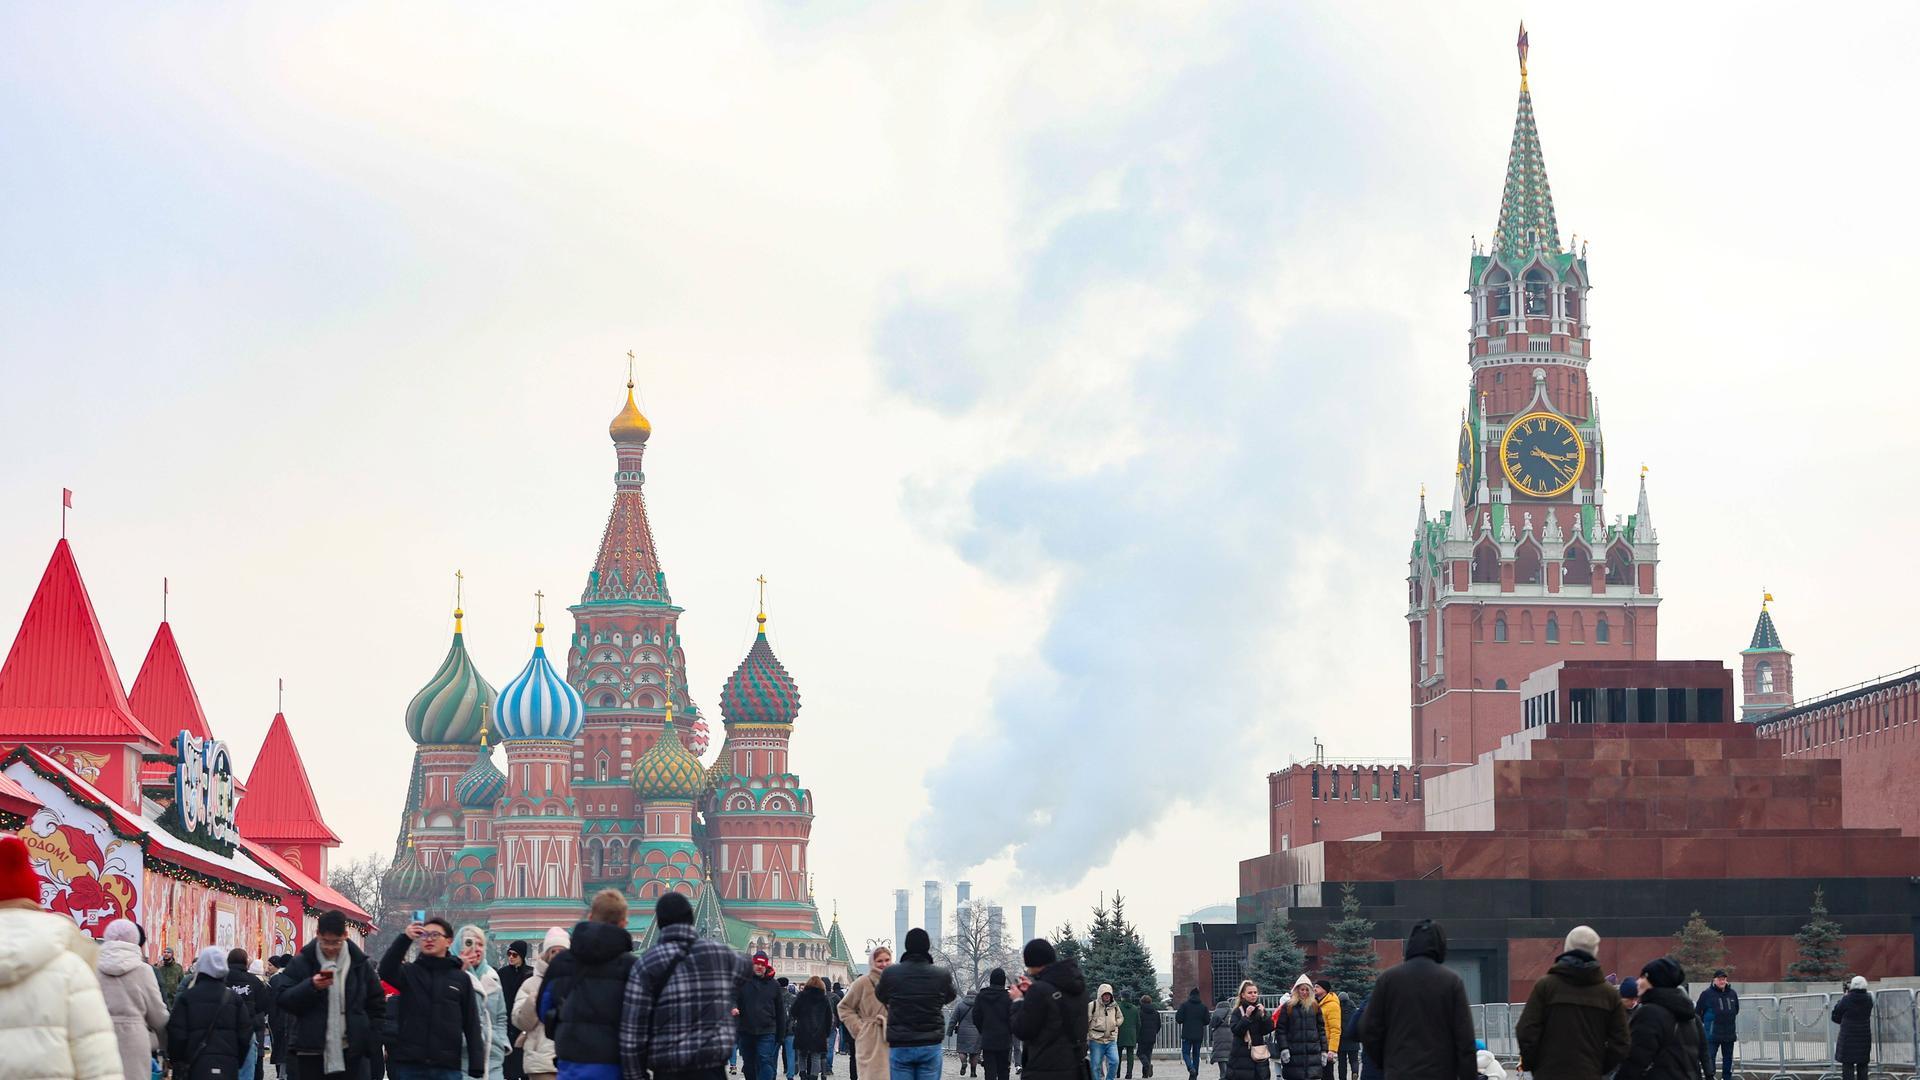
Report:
905,927,932,955
1642,957,1686,989
1620,980,1640,1000
1023,938,1057,967
506,940,530,959
656,891,694,928
991,968,1007,986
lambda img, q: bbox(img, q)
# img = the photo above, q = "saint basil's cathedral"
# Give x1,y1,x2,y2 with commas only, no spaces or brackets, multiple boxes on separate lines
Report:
381,377,853,981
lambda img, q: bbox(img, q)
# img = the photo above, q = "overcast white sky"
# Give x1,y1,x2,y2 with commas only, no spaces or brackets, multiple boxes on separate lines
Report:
4,3,1918,971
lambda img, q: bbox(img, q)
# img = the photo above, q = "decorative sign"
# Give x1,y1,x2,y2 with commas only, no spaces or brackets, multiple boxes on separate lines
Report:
2,760,144,936
173,732,240,854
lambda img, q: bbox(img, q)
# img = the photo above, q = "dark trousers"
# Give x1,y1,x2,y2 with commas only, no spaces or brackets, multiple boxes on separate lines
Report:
1180,1041,1202,1077
1138,1047,1154,1077
744,1033,780,1080
658,1070,730,1080
295,1056,370,1080
1336,1042,1357,1080
1841,1063,1867,1080
984,1050,1012,1080
1122,1047,1136,1077
1712,1042,1734,1080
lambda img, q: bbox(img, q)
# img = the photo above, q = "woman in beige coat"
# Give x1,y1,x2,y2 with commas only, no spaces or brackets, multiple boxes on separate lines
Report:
836,946,892,1080
509,928,569,1080
94,920,167,1080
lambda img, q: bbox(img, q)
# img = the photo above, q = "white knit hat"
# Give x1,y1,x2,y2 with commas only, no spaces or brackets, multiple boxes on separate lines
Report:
1850,976,1868,991
1293,974,1314,990
1564,925,1600,955
542,926,570,954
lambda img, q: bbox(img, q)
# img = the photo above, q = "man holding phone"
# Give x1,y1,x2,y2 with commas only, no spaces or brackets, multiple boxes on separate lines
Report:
381,916,488,1080
280,910,387,1080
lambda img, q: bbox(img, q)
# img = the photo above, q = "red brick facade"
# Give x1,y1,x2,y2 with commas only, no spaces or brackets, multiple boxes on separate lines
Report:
1267,762,1429,852
1754,667,1920,838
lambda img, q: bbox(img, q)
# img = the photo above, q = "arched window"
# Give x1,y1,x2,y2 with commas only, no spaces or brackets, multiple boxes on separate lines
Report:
1596,617,1610,643
1514,541,1543,586
1606,543,1634,586
596,752,610,782
1486,268,1512,318
1473,540,1501,584
1494,615,1509,642
598,693,616,708
1524,268,1551,315
1564,286,1582,322
1562,544,1592,587
1546,615,1560,643
1757,661,1774,695
1495,678,1509,690
1329,766,1342,801
1310,767,1320,798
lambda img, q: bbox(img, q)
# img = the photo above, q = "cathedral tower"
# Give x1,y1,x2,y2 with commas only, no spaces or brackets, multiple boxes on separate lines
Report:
398,597,495,877
490,605,587,938
1406,24,1660,766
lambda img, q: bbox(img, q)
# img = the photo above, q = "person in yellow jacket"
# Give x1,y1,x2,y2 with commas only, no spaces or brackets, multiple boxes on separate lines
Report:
1312,981,1342,1072
1088,985,1125,1080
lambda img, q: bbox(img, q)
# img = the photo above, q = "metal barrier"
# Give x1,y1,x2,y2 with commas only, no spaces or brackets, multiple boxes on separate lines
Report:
1470,989,1918,1079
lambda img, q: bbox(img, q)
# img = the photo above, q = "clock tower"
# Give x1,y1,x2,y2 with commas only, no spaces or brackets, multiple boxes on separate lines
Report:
1406,24,1660,766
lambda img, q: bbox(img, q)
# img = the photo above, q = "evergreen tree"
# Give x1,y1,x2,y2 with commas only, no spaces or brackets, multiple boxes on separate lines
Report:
1785,887,1847,983
1673,911,1731,982
1245,908,1307,996
1100,894,1160,1003
1054,921,1085,966
1321,883,1380,1002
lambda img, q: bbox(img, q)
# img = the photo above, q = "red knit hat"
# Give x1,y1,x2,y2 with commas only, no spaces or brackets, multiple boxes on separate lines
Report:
0,835,40,904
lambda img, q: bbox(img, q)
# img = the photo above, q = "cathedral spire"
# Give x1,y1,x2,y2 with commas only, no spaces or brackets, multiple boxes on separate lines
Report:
1494,21,1561,263
586,362,669,604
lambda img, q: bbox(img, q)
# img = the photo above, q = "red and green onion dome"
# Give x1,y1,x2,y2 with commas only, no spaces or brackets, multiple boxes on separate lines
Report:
405,609,497,745
718,612,800,726
702,735,734,798
383,850,433,903
633,717,705,800
455,747,506,810
495,622,587,741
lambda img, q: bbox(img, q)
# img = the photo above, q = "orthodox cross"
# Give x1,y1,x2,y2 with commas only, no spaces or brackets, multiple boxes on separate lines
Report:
534,589,545,623
626,349,636,388
756,573,768,614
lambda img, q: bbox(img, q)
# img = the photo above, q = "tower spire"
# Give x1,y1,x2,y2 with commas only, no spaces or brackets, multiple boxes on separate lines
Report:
454,569,464,634
1494,23,1560,262
756,574,769,636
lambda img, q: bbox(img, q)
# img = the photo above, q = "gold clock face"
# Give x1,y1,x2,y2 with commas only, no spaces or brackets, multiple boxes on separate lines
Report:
1458,422,1478,504
1499,411,1585,498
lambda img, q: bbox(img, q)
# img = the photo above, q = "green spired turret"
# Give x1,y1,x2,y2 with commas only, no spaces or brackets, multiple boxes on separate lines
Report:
1493,21,1561,263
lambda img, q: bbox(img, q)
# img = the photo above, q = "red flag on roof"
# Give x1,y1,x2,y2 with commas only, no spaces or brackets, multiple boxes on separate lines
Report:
62,489,72,509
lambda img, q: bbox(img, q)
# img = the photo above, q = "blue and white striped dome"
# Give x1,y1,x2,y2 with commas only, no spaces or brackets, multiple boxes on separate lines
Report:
494,627,586,741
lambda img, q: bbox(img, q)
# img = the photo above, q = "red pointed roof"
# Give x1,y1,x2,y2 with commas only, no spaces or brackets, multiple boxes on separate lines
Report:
129,622,214,745
0,540,160,745
235,712,341,846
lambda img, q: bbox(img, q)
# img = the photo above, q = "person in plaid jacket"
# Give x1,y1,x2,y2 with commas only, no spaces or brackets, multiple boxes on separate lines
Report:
619,892,751,1080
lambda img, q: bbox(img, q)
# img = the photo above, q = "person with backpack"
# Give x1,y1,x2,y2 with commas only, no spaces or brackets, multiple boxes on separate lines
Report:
1173,990,1209,1080
616,892,747,1080
1830,976,1874,1080
1619,958,1704,1080
1207,998,1235,1080
168,947,252,1080
276,910,386,1080
380,917,487,1080
1008,940,1088,1080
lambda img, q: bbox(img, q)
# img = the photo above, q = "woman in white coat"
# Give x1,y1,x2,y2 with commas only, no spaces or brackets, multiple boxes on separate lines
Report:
0,835,121,1080
458,924,512,1080
94,920,168,1080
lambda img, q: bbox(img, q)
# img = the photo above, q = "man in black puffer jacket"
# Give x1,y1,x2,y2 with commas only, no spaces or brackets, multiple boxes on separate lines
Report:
279,911,387,1080
1173,989,1209,1080
544,889,638,1080
1621,958,1706,1080
1354,921,1474,1080
380,917,486,1079
1515,926,1629,1080
875,928,956,1080
738,951,789,1080
169,945,253,1080
1010,939,1089,1080
974,970,1015,1080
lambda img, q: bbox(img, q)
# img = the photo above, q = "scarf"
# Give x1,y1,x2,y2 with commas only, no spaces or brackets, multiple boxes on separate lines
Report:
322,944,350,1075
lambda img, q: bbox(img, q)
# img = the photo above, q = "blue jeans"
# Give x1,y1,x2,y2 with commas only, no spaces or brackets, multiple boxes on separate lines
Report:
784,1034,798,1079
1091,1042,1120,1080
389,1068,464,1080
889,1045,942,1080
1181,1041,1202,1075
746,1033,779,1080
825,1033,836,1073
240,1038,259,1080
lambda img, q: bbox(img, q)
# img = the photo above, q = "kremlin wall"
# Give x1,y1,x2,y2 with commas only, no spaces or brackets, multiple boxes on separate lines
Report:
1173,35,1920,1005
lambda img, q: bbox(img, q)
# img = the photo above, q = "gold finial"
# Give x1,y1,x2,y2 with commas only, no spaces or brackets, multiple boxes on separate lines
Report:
663,667,675,724
1420,483,1427,499
626,349,636,390
480,700,490,748
1763,589,1774,610
1640,463,1649,478
755,574,769,634
454,569,465,633
1517,20,1530,91
534,590,546,646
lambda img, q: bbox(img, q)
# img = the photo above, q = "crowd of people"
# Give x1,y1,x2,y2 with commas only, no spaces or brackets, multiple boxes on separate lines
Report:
0,833,1891,1080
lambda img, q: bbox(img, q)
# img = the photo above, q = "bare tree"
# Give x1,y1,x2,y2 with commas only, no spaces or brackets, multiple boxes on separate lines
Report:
938,898,1023,992
326,853,392,952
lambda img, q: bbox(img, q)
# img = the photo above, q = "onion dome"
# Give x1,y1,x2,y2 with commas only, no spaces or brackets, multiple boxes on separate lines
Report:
719,610,800,726
404,603,496,745
632,718,704,801
454,745,506,810
610,379,652,445
702,735,734,796
494,614,586,742
383,850,432,903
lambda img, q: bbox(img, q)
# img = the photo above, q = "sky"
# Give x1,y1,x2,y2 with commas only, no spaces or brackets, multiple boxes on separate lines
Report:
4,2,1919,973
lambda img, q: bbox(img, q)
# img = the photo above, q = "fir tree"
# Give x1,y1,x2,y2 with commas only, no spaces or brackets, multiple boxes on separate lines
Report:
1785,887,1847,983
1245,908,1307,996
1321,883,1380,1002
1673,911,1731,982
1054,921,1085,966
1101,894,1161,1003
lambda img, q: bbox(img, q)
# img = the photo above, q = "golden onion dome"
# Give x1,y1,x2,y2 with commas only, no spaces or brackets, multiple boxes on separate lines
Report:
610,382,652,445
632,718,704,800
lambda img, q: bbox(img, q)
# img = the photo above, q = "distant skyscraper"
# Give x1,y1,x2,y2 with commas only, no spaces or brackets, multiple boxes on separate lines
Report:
986,903,1006,956
956,880,972,907
924,879,943,953
1021,905,1037,945
894,889,909,953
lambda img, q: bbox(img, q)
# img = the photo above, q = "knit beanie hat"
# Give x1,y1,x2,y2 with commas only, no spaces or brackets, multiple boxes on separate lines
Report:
991,968,1007,986
655,891,694,928
905,928,932,956
1620,980,1640,1000
542,927,570,954
506,940,529,960
0,836,37,904
1641,957,1685,989
1023,938,1057,967
1564,925,1600,956
1292,974,1313,991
